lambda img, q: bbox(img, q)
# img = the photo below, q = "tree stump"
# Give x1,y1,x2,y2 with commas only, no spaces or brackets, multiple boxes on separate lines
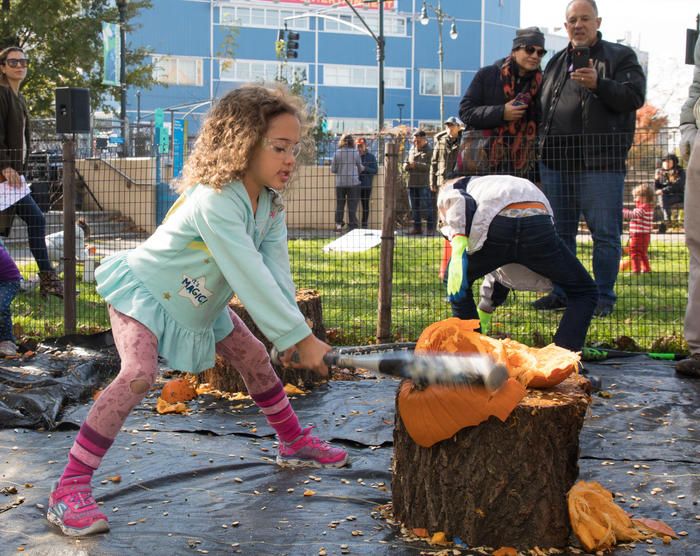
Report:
198,289,326,393
392,375,592,549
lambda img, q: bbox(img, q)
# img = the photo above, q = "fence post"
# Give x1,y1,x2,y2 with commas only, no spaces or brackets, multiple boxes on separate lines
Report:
62,136,77,334
376,140,399,342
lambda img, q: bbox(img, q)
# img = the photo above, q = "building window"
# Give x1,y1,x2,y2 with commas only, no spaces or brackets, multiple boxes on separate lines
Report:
324,64,405,88
326,117,377,134
220,5,309,31
152,55,203,86
419,69,461,97
323,12,406,36
220,59,309,84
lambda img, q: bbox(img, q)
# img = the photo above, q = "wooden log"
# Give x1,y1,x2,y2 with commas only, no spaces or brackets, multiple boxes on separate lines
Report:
392,375,592,549
198,289,325,393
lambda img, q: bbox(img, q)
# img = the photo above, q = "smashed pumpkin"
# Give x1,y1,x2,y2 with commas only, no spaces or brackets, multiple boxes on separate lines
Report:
397,379,526,448
397,318,582,447
502,340,580,388
568,481,648,552
160,377,197,403
416,317,580,389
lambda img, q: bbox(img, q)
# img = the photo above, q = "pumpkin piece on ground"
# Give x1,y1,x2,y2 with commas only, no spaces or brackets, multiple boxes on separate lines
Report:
568,481,649,552
160,377,197,403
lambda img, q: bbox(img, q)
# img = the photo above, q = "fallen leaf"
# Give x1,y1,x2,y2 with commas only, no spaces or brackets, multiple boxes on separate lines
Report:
284,383,305,396
303,489,315,497
632,518,677,539
429,531,449,546
156,397,189,415
493,548,518,556
107,475,121,483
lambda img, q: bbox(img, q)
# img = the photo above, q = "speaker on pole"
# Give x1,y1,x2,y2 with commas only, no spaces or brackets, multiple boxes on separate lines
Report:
55,87,91,134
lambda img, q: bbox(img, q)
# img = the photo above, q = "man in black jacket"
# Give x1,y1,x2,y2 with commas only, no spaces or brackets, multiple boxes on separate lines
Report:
533,0,645,317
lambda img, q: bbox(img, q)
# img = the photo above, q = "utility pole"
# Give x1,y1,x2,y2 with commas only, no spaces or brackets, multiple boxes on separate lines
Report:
117,0,128,156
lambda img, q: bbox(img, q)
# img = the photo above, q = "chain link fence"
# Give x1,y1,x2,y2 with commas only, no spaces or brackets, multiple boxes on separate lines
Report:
2,127,689,352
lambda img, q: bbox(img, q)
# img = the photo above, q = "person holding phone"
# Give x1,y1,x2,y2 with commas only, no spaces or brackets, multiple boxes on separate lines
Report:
534,0,646,318
458,26,546,181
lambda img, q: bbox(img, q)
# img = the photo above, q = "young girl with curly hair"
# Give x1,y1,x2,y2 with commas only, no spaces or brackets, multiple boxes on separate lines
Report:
47,85,348,537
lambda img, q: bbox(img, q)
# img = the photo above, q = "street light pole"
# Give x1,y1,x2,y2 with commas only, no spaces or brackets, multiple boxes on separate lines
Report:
420,1,457,126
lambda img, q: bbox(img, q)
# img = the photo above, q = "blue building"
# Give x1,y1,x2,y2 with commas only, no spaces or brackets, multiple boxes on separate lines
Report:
128,0,521,135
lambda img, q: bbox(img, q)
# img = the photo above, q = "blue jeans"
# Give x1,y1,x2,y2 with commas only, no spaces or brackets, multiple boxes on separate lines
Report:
407,186,435,231
539,164,625,305
450,215,598,351
0,280,19,342
14,194,52,272
335,186,360,229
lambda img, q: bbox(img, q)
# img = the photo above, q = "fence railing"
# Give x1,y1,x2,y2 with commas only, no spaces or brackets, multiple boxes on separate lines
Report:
1,127,689,353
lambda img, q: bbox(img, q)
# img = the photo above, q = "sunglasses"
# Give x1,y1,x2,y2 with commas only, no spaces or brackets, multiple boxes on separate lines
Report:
521,46,547,58
2,58,29,68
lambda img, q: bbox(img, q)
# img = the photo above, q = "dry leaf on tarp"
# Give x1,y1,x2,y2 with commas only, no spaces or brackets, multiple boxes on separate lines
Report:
156,397,189,415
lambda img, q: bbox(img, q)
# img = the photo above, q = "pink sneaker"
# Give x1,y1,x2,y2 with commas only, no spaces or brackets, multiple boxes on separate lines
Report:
47,476,110,536
277,427,349,468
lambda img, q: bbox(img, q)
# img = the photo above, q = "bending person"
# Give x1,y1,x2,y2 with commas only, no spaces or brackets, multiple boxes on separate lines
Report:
438,175,598,351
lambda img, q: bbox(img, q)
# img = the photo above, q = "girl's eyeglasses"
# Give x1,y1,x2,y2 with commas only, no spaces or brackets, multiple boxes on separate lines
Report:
2,58,29,68
522,46,546,58
264,138,302,159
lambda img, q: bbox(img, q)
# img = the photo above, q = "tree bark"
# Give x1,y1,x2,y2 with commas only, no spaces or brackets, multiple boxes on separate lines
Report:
198,289,325,393
392,375,591,549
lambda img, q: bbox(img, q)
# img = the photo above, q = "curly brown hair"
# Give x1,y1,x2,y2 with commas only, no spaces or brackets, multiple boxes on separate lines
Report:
177,84,307,192
632,183,655,204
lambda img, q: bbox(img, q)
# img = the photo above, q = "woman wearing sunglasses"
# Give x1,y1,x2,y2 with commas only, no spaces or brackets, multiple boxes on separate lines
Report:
458,26,546,181
456,28,547,333
0,46,63,297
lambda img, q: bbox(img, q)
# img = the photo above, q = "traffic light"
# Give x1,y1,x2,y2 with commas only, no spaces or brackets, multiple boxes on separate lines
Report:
275,28,286,59
286,31,300,59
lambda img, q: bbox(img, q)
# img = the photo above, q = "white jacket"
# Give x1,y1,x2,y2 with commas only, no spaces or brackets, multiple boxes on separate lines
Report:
438,175,554,293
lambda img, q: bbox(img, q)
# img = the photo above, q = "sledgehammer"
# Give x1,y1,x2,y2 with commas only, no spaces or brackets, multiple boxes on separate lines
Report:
270,348,509,392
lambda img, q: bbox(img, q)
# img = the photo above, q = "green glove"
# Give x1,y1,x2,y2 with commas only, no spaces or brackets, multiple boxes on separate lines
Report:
477,308,492,336
447,235,469,299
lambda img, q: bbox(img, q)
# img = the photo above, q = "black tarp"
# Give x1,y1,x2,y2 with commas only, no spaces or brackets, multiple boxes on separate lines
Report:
1,348,698,555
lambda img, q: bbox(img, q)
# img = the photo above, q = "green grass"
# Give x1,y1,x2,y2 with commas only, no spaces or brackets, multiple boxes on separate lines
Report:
13,262,110,340
11,237,688,350
289,236,689,350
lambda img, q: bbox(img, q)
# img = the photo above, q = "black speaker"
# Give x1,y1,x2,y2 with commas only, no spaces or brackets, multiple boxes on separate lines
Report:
55,87,91,134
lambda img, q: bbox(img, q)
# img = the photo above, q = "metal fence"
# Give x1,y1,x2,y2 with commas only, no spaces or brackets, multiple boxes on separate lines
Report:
2,127,689,352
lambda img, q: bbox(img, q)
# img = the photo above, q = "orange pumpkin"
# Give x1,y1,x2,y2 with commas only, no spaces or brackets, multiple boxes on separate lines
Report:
397,378,526,448
416,317,579,389
160,377,197,403
415,317,509,368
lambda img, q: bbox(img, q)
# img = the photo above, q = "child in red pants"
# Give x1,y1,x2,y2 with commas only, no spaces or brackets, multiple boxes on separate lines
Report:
622,184,655,273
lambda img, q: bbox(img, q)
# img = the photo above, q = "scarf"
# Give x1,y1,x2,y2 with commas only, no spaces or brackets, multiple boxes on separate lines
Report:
489,56,542,173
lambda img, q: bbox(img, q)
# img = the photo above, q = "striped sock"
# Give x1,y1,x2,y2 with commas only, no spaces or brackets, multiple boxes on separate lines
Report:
250,380,302,444
59,422,114,486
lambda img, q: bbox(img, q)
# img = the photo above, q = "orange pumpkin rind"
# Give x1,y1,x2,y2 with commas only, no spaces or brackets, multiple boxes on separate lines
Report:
397,378,527,448
160,377,198,403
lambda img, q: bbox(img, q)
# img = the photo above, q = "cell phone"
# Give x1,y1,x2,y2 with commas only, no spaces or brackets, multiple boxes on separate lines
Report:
512,92,531,107
571,46,590,71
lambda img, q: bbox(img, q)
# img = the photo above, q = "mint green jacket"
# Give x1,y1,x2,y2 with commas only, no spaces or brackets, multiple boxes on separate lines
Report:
96,181,311,372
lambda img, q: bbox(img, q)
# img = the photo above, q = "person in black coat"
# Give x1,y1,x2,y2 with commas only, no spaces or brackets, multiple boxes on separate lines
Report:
654,153,685,224
458,26,545,180
533,0,646,318
0,46,63,298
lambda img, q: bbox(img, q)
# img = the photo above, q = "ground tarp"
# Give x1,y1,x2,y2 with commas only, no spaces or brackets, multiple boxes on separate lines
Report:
1,346,698,555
